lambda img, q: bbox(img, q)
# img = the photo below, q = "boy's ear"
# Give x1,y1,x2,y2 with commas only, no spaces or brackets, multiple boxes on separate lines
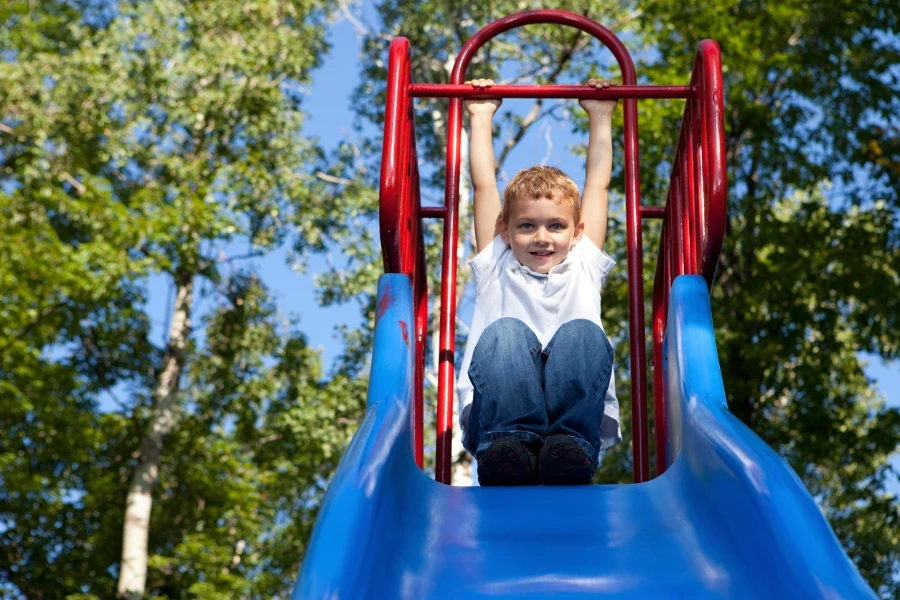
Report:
572,220,585,245
497,216,510,244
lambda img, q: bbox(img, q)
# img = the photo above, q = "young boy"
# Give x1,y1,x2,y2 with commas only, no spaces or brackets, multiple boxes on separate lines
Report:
458,78,621,486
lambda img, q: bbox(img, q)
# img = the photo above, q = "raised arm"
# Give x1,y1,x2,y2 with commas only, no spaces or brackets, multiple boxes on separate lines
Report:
579,79,618,251
464,79,502,253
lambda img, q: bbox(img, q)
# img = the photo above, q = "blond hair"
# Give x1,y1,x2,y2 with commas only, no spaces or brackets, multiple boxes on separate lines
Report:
501,166,581,225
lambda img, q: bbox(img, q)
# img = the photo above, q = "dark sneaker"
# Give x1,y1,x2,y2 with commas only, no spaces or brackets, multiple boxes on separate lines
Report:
538,435,594,485
477,437,537,486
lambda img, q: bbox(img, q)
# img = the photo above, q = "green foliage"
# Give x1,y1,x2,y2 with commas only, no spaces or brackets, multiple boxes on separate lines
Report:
1,0,363,597
2,0,899,597
628,2,900,593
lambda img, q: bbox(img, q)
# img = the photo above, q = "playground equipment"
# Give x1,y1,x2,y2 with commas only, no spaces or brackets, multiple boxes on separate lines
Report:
293,10,876,599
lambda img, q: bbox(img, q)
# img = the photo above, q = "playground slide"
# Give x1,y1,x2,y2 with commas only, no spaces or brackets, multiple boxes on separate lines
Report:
293,275,876,599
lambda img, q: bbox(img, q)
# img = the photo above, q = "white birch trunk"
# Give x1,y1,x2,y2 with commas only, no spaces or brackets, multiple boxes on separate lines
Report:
116,275,193,599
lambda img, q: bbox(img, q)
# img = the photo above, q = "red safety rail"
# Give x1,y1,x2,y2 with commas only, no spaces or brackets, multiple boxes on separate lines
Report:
379,37,426,468
651,40,727,476
378,10,727,484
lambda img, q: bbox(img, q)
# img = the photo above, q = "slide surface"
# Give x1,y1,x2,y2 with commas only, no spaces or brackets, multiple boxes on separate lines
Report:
293,275,875,599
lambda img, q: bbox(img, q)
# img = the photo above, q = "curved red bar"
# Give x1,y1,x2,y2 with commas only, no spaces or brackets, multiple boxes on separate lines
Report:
379,38,411,274
436,8,651,484
696,40,727,284
380,37,425,469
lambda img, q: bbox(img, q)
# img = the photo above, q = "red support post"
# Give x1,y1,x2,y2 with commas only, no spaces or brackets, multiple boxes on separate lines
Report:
414,232,427,468
652,238,668,476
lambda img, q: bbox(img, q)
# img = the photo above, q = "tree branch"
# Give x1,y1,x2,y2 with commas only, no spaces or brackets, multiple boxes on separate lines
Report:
315,171,355,186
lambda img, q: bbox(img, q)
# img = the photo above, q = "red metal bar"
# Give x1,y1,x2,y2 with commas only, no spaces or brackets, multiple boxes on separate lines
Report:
419,206,446,218
380,38,428,469
652,235,668,476
435,106,462,484
642,206,667,219
672,166,685,277
684,100,698,272
379,39,411,274
695,41,727,285
401,112,420,275
679,134,694,274
413,232,427,468
691,93,707,276
410,84,695,99
432,8,651,484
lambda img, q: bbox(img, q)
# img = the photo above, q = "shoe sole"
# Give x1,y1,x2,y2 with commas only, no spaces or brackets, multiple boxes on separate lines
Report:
477,438,535,486
539,435,594,485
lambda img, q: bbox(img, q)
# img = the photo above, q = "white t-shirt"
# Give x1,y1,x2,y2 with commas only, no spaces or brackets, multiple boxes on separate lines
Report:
457,235,622,451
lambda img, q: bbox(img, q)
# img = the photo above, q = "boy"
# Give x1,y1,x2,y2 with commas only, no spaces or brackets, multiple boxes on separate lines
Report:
458,78,621,486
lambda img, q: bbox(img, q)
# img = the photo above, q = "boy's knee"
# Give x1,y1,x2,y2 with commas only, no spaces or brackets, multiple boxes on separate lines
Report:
558,319,606,341
555,320,611,354
483,317,530,337
474,318,538,358
480,318,533,347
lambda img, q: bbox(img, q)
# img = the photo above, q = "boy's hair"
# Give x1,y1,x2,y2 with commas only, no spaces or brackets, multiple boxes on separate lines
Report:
501,166,581,225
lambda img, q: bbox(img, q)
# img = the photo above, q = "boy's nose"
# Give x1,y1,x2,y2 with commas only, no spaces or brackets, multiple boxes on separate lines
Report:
534,228,550,242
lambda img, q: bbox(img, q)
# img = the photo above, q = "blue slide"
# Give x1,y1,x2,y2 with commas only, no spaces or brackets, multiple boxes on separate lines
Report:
293,275,876,599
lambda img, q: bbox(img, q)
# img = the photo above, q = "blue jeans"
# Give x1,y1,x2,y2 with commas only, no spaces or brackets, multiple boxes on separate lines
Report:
463,318,614,467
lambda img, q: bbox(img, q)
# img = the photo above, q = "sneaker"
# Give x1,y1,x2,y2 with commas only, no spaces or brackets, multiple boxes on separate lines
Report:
477,437,537,486
538,435,594,486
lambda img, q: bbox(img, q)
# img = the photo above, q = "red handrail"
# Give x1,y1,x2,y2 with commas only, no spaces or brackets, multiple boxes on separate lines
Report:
651,40,728,474
378,11,727,485
379,38,425,468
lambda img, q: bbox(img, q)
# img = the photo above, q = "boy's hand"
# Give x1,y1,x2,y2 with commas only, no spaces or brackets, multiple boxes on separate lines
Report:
464,79,502,118
579,78,617,117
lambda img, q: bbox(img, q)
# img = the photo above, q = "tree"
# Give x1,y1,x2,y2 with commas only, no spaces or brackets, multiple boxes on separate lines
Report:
1,0,361,597
631,1,900,594
322,0,900,594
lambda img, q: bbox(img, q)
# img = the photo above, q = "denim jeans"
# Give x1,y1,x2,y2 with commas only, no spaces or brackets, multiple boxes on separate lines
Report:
463,318,614,467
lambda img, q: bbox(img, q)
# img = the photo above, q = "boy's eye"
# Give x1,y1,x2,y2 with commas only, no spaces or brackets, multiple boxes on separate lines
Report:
549,223,564,231
520,223,533,230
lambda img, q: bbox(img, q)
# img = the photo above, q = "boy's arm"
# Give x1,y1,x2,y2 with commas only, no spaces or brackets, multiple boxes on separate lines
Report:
465,79,502,253
579,79,617,251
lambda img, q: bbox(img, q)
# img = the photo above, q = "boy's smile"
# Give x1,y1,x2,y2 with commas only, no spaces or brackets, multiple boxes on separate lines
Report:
499,196,584,274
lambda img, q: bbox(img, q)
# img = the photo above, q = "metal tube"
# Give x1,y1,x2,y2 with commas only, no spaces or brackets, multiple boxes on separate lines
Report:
652,235,668,476
695,40,727,286
414,233,427,469
419,206,446,218
409,84,695,99
435,101,462,485
379,39,411,274
435,8,652,484
641,206,666,219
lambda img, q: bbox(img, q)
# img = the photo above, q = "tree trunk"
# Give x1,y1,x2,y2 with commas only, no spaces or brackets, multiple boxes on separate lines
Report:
117,272,194,599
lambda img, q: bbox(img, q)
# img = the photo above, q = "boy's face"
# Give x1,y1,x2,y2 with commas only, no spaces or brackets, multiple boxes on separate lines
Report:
498,196,584,274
